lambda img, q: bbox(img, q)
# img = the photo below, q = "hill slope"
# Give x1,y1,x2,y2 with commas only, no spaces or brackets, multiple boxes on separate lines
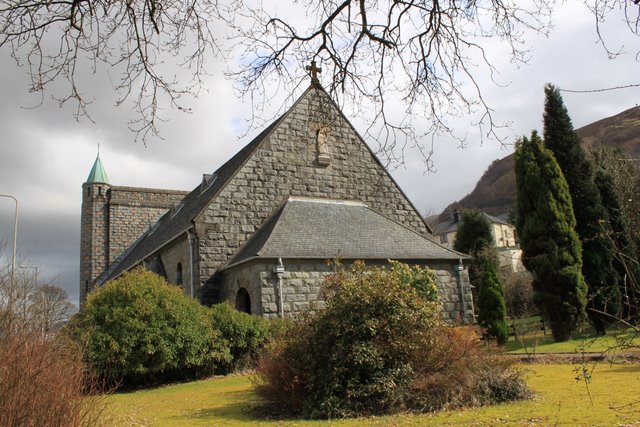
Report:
439,105,640,219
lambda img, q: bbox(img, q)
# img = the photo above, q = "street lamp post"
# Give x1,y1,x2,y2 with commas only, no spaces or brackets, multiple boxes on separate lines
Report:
0,194,18,286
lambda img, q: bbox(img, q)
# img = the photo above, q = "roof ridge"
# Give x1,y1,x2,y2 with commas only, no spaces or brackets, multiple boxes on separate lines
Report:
362,204,467,258
287,196,367,207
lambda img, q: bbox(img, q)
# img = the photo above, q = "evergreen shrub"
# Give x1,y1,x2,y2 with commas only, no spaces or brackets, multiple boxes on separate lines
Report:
254,261,530,418
73,268,230,386
477,261,509,345
210,301,273,373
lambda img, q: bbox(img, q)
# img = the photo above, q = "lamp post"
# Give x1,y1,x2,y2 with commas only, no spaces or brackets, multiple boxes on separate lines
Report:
0,194,18,286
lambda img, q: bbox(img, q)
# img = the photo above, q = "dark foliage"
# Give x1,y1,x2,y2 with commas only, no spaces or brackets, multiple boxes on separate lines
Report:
210,302,273,373
515,131,587,341
477,261,509,345
594,170,640,322
543,84,620,334
453,209,495,255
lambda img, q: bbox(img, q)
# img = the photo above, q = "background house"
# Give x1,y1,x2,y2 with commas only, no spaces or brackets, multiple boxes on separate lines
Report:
431,209,524,272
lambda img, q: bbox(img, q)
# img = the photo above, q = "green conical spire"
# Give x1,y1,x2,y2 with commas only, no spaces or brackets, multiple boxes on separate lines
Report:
87,152,109,184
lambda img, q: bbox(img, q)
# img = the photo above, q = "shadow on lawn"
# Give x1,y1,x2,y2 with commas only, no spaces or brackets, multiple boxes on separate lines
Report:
168,389,267,423
598,364,640,375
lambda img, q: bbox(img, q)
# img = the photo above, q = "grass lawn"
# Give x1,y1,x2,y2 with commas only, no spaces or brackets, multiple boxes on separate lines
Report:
104,363,640,426
505,319,639,354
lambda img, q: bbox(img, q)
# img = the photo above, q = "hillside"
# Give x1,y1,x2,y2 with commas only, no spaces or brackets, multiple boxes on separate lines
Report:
439,105,640,220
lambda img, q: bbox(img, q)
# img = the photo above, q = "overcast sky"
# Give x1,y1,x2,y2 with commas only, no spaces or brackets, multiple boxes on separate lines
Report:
0,2,638,306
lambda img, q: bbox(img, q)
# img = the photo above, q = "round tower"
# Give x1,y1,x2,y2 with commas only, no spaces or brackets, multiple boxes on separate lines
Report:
79,153,111,306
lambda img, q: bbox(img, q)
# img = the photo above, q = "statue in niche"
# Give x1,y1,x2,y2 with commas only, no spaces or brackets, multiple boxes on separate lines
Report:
316,126,331,166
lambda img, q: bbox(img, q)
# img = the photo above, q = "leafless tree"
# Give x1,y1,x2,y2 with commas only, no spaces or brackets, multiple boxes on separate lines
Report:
0,0,220,141
29,284,76,334
227,0,557,166
0,258,75,337
1,0,638,154
588,0,640,59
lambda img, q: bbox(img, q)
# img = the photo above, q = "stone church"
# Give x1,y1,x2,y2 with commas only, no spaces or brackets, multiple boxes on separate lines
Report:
80,78,474,323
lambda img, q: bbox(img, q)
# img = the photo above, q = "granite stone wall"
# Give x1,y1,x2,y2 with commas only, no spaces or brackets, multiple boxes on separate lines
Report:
159,235,195,297
196,87,429,296
80,183,110,304
107,186,189,264
79,183,188,305
222,259,474,323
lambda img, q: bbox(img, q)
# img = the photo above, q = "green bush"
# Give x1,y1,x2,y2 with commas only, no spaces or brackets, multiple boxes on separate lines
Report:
210,302,272,373
477,261,509,345
254,261,530,418
73,268,230,386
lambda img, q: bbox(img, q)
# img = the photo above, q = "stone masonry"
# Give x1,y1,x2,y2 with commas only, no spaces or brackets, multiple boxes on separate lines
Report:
223,259,474,324
195,87,427,294
80,184,188,304
82,83,474,323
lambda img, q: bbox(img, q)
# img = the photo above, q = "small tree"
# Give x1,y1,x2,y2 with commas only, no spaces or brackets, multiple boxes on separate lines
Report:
453,208,494,289
515,131,587,342
74,268,230,386
453,209,507,339
477,260,509,345
29,284,76,335
501,268,536,319
453,209,495,255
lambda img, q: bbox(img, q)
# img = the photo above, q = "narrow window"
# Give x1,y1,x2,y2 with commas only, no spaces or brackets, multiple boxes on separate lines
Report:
176,263,183,286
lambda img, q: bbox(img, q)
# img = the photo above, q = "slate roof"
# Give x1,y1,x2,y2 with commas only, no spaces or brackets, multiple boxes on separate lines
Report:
101,83,436,282
101,117,283,282
432,211,510,236
226,198,465,268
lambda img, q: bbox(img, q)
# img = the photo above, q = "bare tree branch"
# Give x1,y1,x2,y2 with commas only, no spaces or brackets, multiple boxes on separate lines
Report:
0,0,221,142
226,0,555,169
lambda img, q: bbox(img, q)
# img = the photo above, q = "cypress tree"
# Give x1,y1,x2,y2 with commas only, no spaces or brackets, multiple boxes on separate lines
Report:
515,131,587,341
543,84,620,334
476,257,509,345
453,209,500,319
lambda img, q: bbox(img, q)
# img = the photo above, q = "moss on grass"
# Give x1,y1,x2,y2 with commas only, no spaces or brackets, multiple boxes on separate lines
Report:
104,364,640,426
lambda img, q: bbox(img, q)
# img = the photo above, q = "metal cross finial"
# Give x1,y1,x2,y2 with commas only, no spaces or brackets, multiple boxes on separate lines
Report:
305,60,322,84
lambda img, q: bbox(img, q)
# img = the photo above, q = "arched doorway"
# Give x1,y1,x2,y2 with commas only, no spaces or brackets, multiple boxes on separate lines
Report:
236,288,251,314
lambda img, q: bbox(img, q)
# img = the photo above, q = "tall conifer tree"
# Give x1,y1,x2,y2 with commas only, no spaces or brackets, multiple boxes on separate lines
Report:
543,84,620,334
515,131,587,341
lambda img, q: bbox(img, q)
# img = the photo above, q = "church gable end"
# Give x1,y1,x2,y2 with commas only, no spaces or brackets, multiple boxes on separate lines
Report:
195,85,428,290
